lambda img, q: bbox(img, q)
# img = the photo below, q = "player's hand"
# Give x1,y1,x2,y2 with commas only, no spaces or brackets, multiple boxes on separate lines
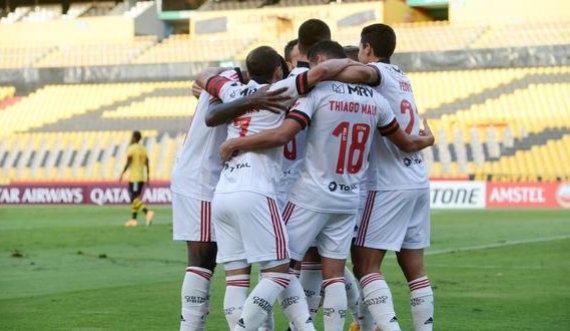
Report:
420,119,435,146
247,85,291,114
219,139,238,163
191,82,203,98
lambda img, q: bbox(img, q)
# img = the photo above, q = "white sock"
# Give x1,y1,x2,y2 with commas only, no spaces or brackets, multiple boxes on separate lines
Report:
224,274,250,329
258,272,275,331
360,273,401,331
409,276,434,331
279,272,316,331
358,286,375,331
322,277,347,331
344,267,361,326
234,272,290,331
300,262,322,320
180,267,212,331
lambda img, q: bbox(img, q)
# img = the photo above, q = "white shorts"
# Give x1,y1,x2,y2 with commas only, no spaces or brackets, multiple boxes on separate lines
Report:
277,176,295,209
353,188,369,238
355,189,430,251
283,202,356,261
212,191,289,265
172,192,215,242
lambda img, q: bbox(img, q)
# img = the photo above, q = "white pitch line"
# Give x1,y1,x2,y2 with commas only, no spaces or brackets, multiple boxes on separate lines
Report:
425,234,570,256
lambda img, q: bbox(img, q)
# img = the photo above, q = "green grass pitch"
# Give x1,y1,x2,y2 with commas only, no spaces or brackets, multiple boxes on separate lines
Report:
1,206,569,330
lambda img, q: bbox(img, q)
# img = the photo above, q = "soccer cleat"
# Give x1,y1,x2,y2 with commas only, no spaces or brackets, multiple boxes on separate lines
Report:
349,322,360,331
124,219,138,227
145,210,155,226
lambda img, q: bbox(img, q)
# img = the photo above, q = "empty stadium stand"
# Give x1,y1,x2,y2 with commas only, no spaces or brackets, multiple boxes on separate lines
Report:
1,65,569,182
35,36,158,67
2,17,569,68
133,35,256,64
0,130,183,181
1,2,569,183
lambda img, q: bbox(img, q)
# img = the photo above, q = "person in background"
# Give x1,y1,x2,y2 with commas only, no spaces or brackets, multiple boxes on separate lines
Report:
120,131,154,227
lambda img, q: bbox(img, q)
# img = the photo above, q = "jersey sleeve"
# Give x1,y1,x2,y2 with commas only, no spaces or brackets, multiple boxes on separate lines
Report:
269,71,311,99
205,75,243,102
286,92,316,130
375,96,399,136
366,63,383,87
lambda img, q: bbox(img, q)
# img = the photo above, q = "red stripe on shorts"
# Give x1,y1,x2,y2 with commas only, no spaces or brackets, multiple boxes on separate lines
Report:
200,201,212,242
355,191,376,247
282,202,295,224
267,198,287,260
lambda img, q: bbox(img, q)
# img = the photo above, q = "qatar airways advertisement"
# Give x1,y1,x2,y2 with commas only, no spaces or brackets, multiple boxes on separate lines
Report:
0,182,172,205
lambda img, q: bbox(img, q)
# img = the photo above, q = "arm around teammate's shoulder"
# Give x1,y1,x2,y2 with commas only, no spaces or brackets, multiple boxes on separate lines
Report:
219,119,302,163
306,58,365,87
329,64,380,86
205,86,290,127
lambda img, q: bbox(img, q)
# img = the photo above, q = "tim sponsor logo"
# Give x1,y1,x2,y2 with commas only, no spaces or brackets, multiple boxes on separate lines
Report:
328,181,357,192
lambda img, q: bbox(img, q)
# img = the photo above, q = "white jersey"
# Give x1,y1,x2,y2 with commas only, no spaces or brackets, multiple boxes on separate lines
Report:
288,81,397,214
170,70,240,200
282,65,310,181
205,72,308,198
368,62,429,191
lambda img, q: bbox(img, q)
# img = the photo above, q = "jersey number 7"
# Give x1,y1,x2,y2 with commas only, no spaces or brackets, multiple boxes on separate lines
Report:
332,122,371,174
233,117,252,137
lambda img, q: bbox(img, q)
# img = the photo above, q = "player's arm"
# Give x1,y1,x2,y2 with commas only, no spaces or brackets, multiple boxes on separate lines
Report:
305,58,364,88
205,85,291,127
381,119,435,153
330,64,380,86
119,156,132,182
195,67,230,89
191,82,203,98
219,119,303,162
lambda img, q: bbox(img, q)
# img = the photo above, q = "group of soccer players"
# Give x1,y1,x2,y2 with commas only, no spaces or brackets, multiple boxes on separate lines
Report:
171,19,435,331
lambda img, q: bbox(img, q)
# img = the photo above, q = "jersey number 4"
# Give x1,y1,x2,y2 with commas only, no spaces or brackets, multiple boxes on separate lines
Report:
332,122,371,174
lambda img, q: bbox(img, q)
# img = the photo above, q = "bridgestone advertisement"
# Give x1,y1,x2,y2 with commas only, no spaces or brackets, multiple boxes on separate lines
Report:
429,181,486,209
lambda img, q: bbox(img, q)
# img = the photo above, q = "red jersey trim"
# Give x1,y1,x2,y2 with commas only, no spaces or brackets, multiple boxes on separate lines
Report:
205,75,232,98
379,118,399,136
286,110,310,129
295,71,311,95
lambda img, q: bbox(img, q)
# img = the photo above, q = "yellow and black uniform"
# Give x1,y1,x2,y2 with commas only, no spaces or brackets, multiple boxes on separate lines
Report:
127,143,147,200
126,143,149,220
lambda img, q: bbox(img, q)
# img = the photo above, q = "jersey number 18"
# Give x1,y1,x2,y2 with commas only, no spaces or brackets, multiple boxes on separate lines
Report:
332,122,370,174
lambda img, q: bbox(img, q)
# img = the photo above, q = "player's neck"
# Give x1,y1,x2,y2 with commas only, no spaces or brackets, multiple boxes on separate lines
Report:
297,54,310,64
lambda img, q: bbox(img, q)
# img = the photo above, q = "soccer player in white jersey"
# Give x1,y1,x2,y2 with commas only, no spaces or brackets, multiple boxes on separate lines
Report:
351,24,435,331
171,69,294,331
219,41,434,331
277,21,364,328
196,46,361,331
279,19,331,209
